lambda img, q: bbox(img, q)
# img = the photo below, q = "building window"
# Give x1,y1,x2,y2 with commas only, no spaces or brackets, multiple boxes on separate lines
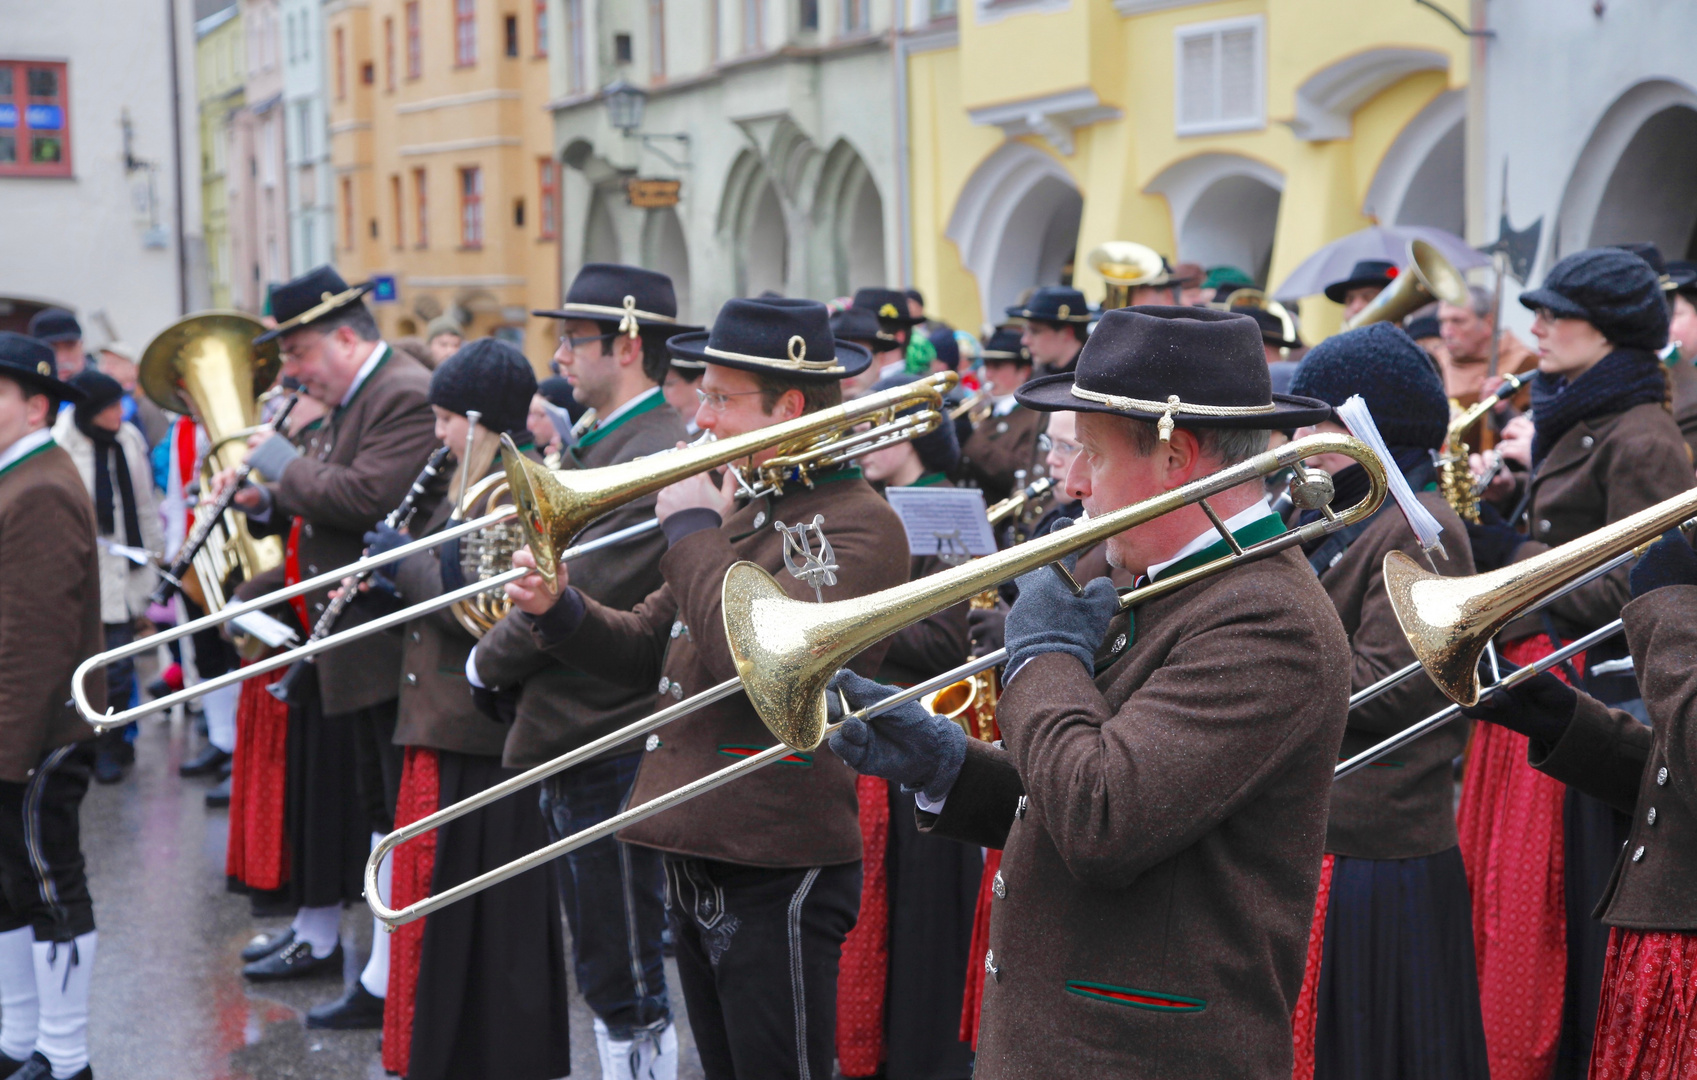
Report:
1174,16,1264,136
538,158,558,240
505,14,520,57
384,17,396,90
342,176,355,250
614,33,633,64
361,61,375,85
455,0,477,66
391,174,403,248
842,0,868,33
334,26,347,98
406,2,422,77
742,0,761,52
648,0,666,81
798,0,817,30
459,166,483,248
0,60,72,177
413,166,428,247
534,0,548,56
928,0,956,16
513,197,525,227
566,0,585,93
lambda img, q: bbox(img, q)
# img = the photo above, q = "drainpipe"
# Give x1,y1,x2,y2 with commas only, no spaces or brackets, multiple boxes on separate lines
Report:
167,0,189,313
892,6,913,287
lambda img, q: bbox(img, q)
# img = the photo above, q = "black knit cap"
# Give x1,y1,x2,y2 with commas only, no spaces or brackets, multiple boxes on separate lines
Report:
69,370,124,416
1288,323,1449,450
1519,246,1670,352
928,327,960,371
0,331,86,403
28,307,82,343
869,375,961,475
429,338,538,435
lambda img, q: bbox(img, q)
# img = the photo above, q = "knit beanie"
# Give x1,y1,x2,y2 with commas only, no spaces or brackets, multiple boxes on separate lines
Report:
1289,323,1449,450
70,370,125,431
425,315,464,342
870,375,961,475
428,338,537,435
1518,247,1670,353
928,327,961,371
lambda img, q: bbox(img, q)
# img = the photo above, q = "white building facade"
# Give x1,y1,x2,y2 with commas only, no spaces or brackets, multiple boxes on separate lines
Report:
280,0,332,275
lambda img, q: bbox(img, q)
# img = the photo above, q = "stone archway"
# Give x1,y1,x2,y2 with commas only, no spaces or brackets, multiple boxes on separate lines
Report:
1363,88,1465,236
719,150,793,298
1147,153,1284,284
946,141,1083,324
814,139,888,295
584,189,621,266
642,206,692,319
1556,79,1697,261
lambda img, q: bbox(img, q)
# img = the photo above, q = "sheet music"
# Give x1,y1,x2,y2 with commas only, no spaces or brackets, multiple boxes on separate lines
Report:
885,486,998,559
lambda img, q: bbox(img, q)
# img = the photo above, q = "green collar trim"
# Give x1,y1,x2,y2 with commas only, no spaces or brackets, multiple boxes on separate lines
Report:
1064,980,1207,1013
1152,512,1286,583
335,344,392,419
717,744,813,767
576,388,665,450
908,471,948,488
800,463,863,488
0,438,54,481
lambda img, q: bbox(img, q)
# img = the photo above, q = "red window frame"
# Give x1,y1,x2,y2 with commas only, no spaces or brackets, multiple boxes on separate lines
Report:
406,2,422,78
334,26,347,98
455,0,477,67
342,176,355,251
538,158,558,240
0,60,71,178
414,167,428,248
534,0,548,57
459,166,483,248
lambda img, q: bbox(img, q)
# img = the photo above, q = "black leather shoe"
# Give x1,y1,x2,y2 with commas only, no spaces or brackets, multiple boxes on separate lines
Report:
240,927,296,962
179,744,230,777
11,1054,90,1080
204,777,231,808
306,981,386,1030
0,1050,34,1079
242,939,341,982
93,749,125,785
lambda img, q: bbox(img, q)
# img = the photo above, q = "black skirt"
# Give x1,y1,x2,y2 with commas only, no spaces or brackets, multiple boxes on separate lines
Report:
409,750,572,1080
283,669,368,908
1313,847,1490,1080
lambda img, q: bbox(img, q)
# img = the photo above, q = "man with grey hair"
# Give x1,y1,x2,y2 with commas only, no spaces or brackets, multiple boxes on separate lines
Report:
1438,284,1536,407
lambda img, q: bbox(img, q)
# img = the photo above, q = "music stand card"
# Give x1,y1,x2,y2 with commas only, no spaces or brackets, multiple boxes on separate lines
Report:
885,486,998,561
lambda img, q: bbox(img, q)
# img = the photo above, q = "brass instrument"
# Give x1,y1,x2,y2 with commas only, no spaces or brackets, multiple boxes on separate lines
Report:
1436,373,1526,523
1088,241,1168,310
364,432,1389,929
1343,239,1469,330
73,373,958,730
1217,288,1300,353
447,472,527,637
949,385,993,426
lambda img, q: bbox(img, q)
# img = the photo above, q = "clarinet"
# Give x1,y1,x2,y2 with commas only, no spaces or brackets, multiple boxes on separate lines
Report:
149,394,301,608
267,445,453,703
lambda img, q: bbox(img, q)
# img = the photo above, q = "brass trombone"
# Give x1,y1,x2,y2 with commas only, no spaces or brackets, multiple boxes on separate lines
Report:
71,372,957,731
366,431,1389,928
1336,487,1697,777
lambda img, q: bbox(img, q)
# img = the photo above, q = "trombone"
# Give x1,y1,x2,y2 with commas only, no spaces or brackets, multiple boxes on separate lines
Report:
1335,486,1697,778
72,372,957,731
366,431,1390,928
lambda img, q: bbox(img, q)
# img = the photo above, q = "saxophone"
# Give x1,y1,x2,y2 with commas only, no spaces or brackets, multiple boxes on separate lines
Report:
1437,373,1525,524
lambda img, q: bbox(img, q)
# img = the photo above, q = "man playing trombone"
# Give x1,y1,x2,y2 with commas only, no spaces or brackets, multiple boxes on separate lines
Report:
826,306,1352,1077
505,298,912,1080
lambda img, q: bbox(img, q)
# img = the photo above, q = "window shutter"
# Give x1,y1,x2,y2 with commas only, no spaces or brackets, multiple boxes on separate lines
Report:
1218,28,1257,122
1178,33,1215,128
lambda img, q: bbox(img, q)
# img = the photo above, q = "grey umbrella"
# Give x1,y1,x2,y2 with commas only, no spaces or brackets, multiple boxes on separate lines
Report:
1272,226,1489,303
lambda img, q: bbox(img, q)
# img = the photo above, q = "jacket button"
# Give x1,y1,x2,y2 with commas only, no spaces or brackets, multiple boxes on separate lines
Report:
671,682,685,699
670,620,684,639
752,511,766,529
410,631,420,643
303,524,313,538
985,948,1001,981
405,673,417,685
995,421,1009,434
1580,435,1594,449
1014,795,1028,820
657,676,670,695
1631,845,1645,862
307,564,318,574
645,734,661,752
1111,633,1127,654
1647,807,1657,825
992,871,1005,899
1659,767,1669,786
1538,519,1551,534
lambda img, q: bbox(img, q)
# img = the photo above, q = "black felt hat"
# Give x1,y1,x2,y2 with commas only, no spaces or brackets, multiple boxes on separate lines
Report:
668,298,871,382
1519,246,1669,352
1289,323,1450,450
534,262,702,337
1231,304,1300,349
255,265,374,344
1323,260,1398,303
1667,260,1697,300
1006,286,1091,324
429,338,539,435
980,327,1031,365
0,331,87,403
1616,242,1675,291
1404,313,1442,341
851,288,924,329
27,307,82,343
1015,306,1332,434
830,305,894,348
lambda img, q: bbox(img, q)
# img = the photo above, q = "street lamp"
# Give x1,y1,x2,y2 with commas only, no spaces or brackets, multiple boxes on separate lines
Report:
600,79,690,169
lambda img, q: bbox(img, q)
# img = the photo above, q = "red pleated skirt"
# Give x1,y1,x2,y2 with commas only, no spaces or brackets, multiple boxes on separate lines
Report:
1590,927,1697,1080
382,747,440,1078
224,664,291,891
837,773,891,1077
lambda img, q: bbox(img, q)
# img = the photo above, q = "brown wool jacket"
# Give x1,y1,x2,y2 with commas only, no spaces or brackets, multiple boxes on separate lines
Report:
1505,402,1694,643
474,395,686,768
921,544,1351,1080
0,441,103,782
1529,585,1697,931
252,346,442,715
1675,398,1697,466
530,469,911,868
1320,490,1475,859
877,475,971,689
954,405,1045,506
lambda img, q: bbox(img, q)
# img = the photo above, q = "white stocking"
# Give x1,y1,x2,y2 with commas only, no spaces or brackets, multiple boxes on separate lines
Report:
290,904,341,959
0,926,37,1062
33,931,95,1079
202,682,240,754
359,832,391,998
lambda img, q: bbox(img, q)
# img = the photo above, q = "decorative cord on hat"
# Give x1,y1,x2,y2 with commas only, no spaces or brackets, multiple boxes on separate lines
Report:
704,334,845,374
1068,386,1276,441
562,295,679,338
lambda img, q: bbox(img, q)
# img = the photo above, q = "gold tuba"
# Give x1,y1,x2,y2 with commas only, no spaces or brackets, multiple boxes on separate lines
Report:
139,312,284,626
1087,241,1168,311
1343,239,1469,330
447,472,526,637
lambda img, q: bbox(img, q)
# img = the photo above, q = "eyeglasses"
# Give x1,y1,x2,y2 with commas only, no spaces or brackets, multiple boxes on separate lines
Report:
1038,434,1082,458
695,388,766,411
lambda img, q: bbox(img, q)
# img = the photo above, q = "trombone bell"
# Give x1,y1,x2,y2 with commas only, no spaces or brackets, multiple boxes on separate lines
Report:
1343,239,1470,330
722,563,834,751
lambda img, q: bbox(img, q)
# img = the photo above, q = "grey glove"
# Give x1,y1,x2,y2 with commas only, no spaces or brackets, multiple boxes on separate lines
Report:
1004,517,1121,672
825,668,966,801
245,433,301,483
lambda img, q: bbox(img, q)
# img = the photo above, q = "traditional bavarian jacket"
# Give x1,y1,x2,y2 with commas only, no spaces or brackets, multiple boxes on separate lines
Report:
920,513,1351,1079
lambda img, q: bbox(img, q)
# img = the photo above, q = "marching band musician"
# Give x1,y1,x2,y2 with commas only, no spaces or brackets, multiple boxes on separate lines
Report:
1323,260,1397,323
1284,325,1488,1079
827,306,1351,1077
1459,247,1695,1080
505,297,911,1080
952,327,1041,507
361,340,571,1080
0,333,101,1080
1460,529,1697,1080
468,264,692,1080
1666,261,1697,459
1009,286,1089,377
213,268,441,1033
851,287,927,378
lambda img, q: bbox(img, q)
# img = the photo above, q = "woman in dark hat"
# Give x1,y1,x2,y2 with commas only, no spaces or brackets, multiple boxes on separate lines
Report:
1283,325,1488,1080
1458,246,1695,1080
370,338,572,1080
1324,260,1397,323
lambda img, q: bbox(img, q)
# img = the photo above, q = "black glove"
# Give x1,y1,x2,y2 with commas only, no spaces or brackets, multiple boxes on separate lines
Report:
1004,518,1121,673
1464,502,1524,572
967,605,1007,657
1458,671,1576,745
470,684,520,725
1630,530,1697,598
362,522,409,594
825,669,966,801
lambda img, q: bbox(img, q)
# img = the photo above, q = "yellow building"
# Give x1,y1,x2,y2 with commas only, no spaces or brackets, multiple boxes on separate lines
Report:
904,0,1471,341
197,3,245,311
326,0,559,367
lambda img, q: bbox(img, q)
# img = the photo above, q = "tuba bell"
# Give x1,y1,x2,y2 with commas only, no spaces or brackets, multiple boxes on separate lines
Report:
139,312,284,635
1087,241,1169,311
1343,239,1469,330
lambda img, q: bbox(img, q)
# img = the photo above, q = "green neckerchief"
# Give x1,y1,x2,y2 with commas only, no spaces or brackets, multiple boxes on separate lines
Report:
907,471,947,488
575,388,665,451
334,344,392,421
1151,511,1286,583
0,437,54,482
